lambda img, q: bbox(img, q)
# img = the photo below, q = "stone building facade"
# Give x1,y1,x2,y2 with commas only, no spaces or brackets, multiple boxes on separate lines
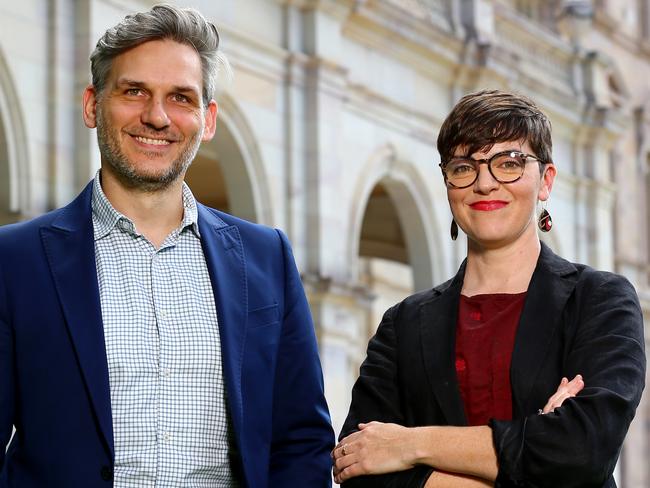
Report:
1,0,648,485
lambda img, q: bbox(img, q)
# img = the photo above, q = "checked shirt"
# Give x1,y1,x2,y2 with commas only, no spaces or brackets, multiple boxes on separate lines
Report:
91,172,239,487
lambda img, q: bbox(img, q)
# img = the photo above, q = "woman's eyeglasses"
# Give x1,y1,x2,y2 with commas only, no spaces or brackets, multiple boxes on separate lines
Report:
439,151,542,189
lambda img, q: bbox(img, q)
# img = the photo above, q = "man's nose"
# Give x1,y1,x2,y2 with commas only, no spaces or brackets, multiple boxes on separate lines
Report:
141,98,170,129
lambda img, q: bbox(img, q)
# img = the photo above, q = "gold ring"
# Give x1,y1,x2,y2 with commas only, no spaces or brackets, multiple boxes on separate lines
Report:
342,444,348,456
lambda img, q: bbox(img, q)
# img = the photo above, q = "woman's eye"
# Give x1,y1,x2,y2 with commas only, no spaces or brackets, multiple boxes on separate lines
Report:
495,159,522,170
450,163,474,176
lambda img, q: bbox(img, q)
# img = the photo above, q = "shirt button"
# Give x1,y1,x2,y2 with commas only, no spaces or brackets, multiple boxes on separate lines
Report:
161,368,171,377
162,431,171,442
469,310,482,321
160,310,168,319
455,358,467,372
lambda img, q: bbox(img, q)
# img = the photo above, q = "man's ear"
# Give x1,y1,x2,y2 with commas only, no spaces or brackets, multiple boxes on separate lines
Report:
82,85,99,129
201,99,218,142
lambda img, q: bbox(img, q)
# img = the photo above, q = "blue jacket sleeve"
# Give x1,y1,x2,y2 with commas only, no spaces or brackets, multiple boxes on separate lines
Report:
0,258,14,470
491,272,646,487
268,229,335,487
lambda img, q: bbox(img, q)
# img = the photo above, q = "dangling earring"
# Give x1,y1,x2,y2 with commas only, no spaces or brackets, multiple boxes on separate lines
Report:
450,219,458,241
538,202,553,232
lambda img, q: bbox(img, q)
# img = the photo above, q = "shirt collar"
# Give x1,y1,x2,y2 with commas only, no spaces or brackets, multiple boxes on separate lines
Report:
91,170,201,241
179,182,201,238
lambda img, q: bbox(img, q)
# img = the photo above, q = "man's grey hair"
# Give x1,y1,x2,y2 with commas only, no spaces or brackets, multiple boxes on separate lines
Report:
90,3,229,106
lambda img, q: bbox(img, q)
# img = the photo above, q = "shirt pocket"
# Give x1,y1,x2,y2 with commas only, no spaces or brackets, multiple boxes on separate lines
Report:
247,303,279,329
243,304,281,388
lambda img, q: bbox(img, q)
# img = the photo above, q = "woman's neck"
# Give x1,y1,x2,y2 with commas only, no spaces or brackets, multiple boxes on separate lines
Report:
461,233,541,296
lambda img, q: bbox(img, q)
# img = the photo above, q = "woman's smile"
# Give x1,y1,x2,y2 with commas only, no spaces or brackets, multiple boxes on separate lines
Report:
469,200,509,211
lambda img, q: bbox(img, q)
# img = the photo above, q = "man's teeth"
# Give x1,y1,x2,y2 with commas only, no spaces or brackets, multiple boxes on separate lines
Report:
134,136,171,146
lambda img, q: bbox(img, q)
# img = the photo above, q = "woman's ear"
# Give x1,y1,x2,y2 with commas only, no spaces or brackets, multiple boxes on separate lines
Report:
539,163,556,201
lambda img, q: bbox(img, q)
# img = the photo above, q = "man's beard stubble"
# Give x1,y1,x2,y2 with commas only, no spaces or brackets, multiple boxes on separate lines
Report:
95,105,203,193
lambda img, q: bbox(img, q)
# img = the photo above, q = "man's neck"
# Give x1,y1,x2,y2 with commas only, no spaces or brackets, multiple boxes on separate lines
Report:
461,228,541,296
100,169,185,249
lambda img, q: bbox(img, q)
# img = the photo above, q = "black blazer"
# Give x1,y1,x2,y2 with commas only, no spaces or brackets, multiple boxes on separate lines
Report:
341,243,645,488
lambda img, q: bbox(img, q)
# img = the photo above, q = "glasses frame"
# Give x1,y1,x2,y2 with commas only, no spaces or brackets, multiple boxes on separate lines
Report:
439,150,542,189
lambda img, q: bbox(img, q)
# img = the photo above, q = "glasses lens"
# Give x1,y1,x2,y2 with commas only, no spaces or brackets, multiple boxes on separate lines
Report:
490,153,525,182
445,159,476,187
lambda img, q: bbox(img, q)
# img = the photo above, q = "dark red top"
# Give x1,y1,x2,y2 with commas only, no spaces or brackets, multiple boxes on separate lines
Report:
455,292,527,426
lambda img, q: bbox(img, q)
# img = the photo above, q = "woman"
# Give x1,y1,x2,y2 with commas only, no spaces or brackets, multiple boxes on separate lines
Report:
332,90,645,487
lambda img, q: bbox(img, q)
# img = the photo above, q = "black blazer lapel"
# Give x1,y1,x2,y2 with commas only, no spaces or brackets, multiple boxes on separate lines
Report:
419,266,467,426
39,184,114,457
510,243,578,416
197,205,246,448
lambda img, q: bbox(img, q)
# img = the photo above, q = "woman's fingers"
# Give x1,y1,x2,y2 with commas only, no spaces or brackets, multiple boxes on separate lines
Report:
331,421,416,482
333,444,356,476
565,374,584,396
541,374,584,414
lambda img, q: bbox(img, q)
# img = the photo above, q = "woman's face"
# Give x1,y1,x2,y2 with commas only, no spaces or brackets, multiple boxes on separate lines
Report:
446,140,556,250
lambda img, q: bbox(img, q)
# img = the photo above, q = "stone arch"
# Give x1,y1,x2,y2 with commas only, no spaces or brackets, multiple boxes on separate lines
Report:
187,93,272,225
0,46,29,222
347,144,446,292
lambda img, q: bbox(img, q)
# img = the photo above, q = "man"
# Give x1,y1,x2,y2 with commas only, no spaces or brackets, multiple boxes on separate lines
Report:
0,5,334,487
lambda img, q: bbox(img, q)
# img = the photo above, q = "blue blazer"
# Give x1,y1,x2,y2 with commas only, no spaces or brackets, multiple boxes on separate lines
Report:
0,182,334,487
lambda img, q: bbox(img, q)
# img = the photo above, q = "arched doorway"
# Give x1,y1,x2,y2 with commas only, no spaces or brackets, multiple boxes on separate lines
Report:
320,159,441,433
318,147,446,437
358,182,414,333
185,96,271,225
348,145,445,293
185,151,230,214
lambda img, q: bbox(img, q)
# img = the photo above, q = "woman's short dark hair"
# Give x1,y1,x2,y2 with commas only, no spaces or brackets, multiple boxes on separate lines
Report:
90,3,228,106
437,90,553,166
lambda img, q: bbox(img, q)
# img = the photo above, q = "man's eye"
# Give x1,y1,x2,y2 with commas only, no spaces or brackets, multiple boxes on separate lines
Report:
125,88,143,96
172,94,190,103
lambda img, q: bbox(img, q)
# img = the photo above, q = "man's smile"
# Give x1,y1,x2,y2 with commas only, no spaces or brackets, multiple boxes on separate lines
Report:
132,135,172,146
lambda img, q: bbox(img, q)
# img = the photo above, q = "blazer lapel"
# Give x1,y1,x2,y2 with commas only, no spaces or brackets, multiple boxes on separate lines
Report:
419,267,467,426
40,183,114,456
510,243,578,416
197,205,247,447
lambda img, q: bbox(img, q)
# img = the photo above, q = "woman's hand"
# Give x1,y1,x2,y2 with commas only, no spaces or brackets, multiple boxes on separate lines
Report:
541,374,584,414
332,423,497,484
331,375,584,484
332,421,416,483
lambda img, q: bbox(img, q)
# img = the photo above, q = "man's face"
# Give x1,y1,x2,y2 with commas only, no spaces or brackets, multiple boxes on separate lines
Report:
83,39,217,192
